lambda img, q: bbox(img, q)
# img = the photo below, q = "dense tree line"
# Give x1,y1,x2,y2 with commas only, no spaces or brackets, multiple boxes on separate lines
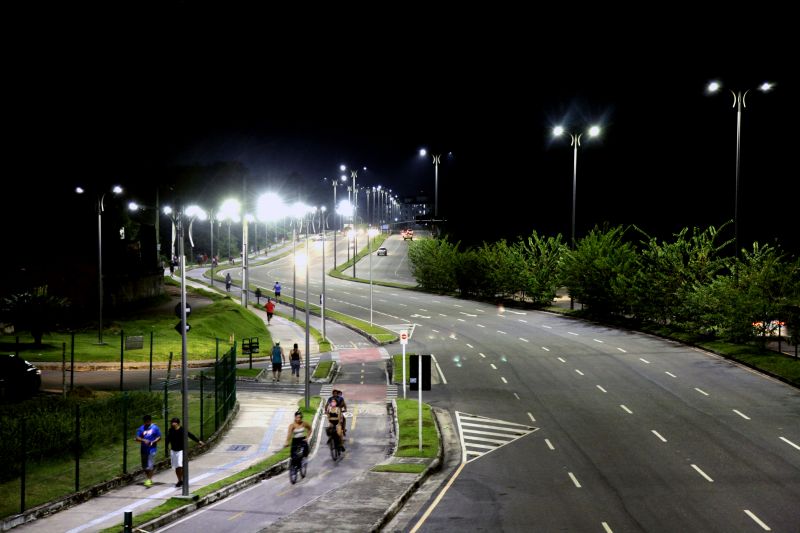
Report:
408,225,800,345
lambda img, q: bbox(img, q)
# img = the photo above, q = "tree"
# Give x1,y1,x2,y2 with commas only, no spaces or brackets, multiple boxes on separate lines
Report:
518,231,567,306
1,286,70,346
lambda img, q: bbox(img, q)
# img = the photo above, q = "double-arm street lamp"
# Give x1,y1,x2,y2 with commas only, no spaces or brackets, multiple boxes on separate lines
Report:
419,149,441,219
76,184,123,345
706,80,774,256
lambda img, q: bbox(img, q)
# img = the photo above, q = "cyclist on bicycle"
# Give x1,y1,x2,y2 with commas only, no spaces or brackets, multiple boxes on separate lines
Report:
325,389,347,437
285,410,311,458
327,398,345,452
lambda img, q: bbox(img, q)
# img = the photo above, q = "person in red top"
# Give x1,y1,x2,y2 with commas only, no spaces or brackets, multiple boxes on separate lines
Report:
266,297,276,325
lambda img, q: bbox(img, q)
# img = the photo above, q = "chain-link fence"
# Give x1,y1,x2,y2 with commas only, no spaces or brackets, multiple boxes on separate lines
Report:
0,342,237,520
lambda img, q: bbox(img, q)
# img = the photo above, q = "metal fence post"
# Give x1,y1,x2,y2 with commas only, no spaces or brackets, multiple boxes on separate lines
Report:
149,331,154,393
120,329,124,392
70,332,75,391
199,371,204,441
62,342,67,399
20,417,26,513
75,404,80,492
124,511,133,533
122,392,128,474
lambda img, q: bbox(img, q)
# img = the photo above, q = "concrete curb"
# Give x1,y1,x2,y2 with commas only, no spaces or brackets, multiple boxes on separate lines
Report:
310,361,337,384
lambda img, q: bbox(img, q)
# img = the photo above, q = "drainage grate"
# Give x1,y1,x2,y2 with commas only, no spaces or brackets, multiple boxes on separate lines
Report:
227,444,252,452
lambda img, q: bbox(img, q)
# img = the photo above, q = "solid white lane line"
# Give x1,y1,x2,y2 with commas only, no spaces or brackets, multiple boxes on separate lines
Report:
575,369,584,376
568,332,579,336
695,387,710,396
477,324,486,328
541,346,550,351
691,464,714,482
557,357,566,363
651,430,667,443
501,377,508,384
542,325,552,329
432,355,447,384
490,363,497,370
596,385,607,393
497,330,507,334
744,510,772,531
733,409,751,420
466,343,473,348
527,412,535,422
409,462,466,533
593,339,603,343
431,329,439,333
780,436,800,451
479,353,486,358
665,371,677,378
513,393,520,400
620,405,633,414
602,522,613,533
616,347,627,353
518,319,527,323
639,358,651,364
568,472,582,488
519,338,529,343
545,439,555,450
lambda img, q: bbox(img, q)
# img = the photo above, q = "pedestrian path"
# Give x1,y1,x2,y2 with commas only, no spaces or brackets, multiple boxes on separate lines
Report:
455,411,538,463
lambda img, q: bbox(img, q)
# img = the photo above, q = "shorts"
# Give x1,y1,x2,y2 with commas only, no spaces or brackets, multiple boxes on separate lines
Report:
171,450,184,469
140,448,157,471
272,362,283,372
291,360,300,376
267,312,274,321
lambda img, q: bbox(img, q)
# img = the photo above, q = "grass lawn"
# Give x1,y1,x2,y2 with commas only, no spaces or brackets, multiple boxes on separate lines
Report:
235,368,262,378
1,295,269,363
392,353,416,384
394,399,438,458
313,361,332,379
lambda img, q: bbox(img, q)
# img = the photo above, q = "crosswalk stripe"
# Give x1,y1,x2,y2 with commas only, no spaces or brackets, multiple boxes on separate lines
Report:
459,422,530,435
462,428,530,439
456,411,538,464
462,435,511,445
457,415,535,428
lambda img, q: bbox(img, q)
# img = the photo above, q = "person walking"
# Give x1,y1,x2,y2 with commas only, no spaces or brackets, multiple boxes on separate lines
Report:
271,341,285,382
135,414,161,487
225,272,232,292
289,343,301,383
266,297,276,325
167,417,204,488
273,281,282,303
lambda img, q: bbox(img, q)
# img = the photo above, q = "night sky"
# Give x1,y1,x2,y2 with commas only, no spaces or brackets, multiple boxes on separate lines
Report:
6,15,798,271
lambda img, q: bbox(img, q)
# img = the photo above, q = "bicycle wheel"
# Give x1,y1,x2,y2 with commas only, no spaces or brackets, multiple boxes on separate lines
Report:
329,438,338,461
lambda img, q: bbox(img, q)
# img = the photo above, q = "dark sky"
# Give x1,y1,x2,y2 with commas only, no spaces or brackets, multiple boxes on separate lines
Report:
6,13,799,262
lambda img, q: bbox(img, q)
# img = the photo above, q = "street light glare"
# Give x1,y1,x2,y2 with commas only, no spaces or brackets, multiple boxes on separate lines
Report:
112,185,123,194
552,126,565,137
707,81,721,93
186,205,208,221
759,82,774,92
128,202,139,211
163,206,173,215
75,187,85,194
588,125,601,137
294,252,307,270
339,164,346,171
219,198,242,222
419,148,427,157
340,174,347,181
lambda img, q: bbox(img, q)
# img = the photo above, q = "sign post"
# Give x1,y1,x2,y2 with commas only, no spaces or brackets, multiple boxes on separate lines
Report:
400,330,408,399
418,349,422,451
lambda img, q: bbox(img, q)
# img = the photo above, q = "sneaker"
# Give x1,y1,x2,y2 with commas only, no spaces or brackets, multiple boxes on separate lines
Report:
175,481,183,487
144,479,153,487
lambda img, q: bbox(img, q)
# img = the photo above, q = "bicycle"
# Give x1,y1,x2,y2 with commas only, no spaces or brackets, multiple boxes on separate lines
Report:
327,424,344,462
289,442,308,484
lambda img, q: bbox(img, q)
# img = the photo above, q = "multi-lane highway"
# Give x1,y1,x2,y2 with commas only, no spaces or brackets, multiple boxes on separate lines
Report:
233,231,800,532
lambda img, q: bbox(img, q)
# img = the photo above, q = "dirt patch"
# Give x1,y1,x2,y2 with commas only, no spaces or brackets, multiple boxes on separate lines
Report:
152,284,215,314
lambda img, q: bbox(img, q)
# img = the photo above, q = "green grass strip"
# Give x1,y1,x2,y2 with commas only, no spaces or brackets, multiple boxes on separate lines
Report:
394,399,438,458
392,353,416,384
313,360,333,379
235,368,262,378
371,463,426,474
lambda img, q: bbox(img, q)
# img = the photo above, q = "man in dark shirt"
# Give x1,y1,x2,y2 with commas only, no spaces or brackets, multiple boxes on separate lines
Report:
167,417,204,488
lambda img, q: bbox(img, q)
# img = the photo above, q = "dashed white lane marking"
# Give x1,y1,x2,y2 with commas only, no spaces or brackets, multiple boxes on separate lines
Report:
410,296,419,300
513,393,520,400
527,412,535,422
479,353,486,358
568,332,579,336
440,313,448,317
596,385,607,393
602,523,613,533
639,358,651,364
466,343,473,348
391,293,399,296
477,324,486,328
593,339,603,343
501,377,508,384
651,430,667,443
398,303,408,307
545,439,555,450
695,387,710,396
568,472,582,488
453,304,463,307
744,510,771,531
542,325,552,329
518,319,527,323
557,357,566,363
419,308,428,312
460,312,477,317
457,318,466,322
490,363,497,370
665,371,677,378
541,346,550,351
497,330,507,335
616,347,627,353
431,329,440,333
733,409,751,420
779,436,800,451
432,300,441,303
691,464,714,482
519,338,529,343
575,369,584,376
620,405,633,414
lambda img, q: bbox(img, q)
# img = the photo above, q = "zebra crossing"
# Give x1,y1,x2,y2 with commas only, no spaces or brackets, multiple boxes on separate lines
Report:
455,411,538,463
386,384,398,401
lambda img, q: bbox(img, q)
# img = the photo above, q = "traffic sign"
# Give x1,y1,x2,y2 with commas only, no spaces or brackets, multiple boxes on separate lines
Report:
174,303,192,318
174,321,191,334
400,330,408,345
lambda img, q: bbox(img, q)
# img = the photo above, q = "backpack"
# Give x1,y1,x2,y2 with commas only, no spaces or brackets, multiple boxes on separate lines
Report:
272,345,282,363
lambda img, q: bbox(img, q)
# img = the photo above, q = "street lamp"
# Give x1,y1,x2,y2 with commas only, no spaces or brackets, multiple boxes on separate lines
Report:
290,201,311,320
706,79,774,256
368,227,379,325
552,123,602,309
420,148,441,219
77,184,122,345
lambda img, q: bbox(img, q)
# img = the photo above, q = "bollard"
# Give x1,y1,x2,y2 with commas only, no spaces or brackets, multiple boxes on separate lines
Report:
123,511,133,532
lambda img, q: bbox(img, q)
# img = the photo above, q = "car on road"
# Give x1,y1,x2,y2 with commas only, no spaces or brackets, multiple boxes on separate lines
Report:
376,247,388,256
401,229,414,240
0,354,41,400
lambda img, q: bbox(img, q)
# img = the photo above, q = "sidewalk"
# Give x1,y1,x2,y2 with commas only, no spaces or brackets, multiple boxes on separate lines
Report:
14,391,301,533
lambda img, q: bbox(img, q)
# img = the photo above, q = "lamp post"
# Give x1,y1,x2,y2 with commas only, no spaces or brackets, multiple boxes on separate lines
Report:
419,149,441,219
77,185,122,345
706,80,774,256
552,124,601,309
218,198,241,296
368,227,379,325
351,170,358,278
320,207,328,341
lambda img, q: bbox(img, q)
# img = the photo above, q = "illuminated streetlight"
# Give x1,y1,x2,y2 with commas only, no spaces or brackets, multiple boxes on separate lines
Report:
368,227,379,325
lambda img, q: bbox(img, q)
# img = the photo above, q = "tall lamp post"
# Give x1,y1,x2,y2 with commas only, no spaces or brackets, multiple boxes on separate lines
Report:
552,124,602,309
319,206,328,341
419,149,441,219
218,198,241,295
368,227,379,325
706,80,774,256
77,184,123,345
